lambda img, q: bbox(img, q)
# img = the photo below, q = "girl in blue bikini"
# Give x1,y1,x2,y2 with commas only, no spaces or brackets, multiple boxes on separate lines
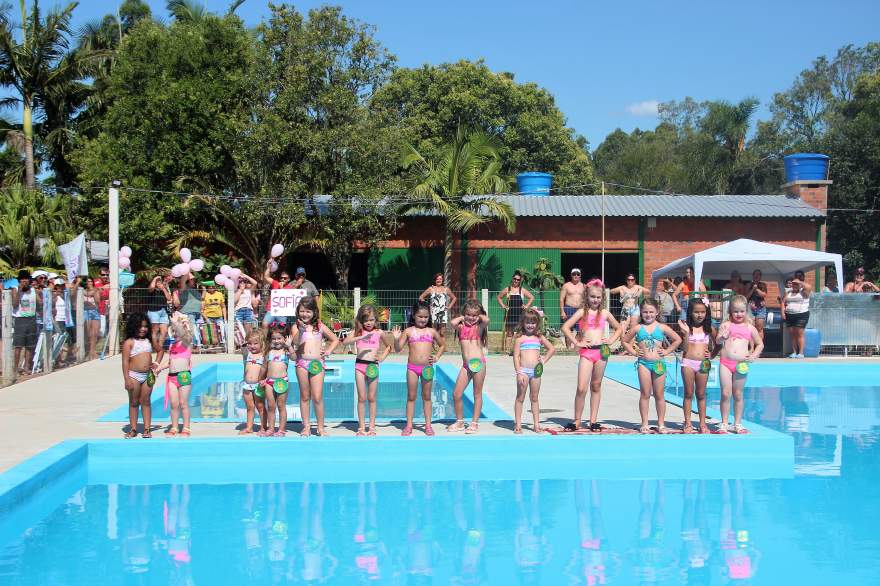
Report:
393,301,445,436
622,299,681,434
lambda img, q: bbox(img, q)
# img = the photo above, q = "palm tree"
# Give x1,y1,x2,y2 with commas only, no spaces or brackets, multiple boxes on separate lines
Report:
0,184,73,271
517,257,564,314
0,0,79,188
400,125,516,287
700,98,759,160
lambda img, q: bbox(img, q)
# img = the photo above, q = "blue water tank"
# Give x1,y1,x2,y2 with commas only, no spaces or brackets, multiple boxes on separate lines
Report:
516,172,552,196
783,153,830,182
803,328,821,358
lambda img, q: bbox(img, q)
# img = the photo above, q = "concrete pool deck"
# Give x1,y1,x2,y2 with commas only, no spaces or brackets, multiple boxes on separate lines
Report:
2,353,862,474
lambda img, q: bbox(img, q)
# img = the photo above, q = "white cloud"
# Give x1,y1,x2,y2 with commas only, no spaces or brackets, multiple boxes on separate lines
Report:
625,100,660,117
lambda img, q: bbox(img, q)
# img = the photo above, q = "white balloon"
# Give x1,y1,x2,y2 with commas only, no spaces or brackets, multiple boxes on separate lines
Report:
171,265,184,278
189,259,204,272
271,243,284,258
179,248,192,263
119,246,132,258
118,257,131,270
225,279,236,290
214,274,229,286
269,260,278,272
230,268,242,280
220,265,233,277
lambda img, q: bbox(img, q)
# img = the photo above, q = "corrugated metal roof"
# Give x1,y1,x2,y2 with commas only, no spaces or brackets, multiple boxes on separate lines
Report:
490,194,824,218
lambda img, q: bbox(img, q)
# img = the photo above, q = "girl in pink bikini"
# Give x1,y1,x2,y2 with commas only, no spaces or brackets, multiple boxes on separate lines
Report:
561,279,623,432
261,325,292,436
447,300,490,434
393,300,446,436
161,313,194,437
341,304,396,436
512,308,556,433
290,296,339,437
240,329,267,435
716,295,764,434
677,300,716,434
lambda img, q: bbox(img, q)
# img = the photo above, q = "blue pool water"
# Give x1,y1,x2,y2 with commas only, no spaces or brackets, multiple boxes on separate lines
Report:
2,377,879,583
99,361,506,423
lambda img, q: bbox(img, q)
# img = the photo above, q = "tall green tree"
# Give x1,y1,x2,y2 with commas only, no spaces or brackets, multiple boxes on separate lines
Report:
0,0,79,187
400,125,515,286
0,185,73,271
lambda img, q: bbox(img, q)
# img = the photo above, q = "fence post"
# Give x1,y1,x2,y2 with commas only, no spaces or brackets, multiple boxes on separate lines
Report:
2,290,14,386
42,331,52,374
42,289,52,374
226,285,235,354
353,287,361,317
481,289,489,313
76,291,85,363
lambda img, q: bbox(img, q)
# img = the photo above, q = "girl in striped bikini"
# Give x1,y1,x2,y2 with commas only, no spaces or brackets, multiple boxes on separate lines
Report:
512,308,555,434
393,300,445,436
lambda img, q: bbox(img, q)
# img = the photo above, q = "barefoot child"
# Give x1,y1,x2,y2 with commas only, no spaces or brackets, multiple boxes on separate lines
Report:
447,300,490,434
240,330,267,435
290,296,339,437
622,299,681,434
561,279,622,431
393,300,446,436
340,304,394,436
161,313,194,437
677,300,716,434
716,295,763,434
121,312,157,438
262,325,293,436
512,308,555,433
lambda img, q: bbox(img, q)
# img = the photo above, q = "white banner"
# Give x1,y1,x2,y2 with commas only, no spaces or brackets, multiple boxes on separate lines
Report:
58,232,89,282
269,288,308,316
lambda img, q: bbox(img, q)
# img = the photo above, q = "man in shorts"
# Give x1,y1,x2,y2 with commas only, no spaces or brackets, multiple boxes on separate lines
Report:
11,270,38,374
559,268,585,349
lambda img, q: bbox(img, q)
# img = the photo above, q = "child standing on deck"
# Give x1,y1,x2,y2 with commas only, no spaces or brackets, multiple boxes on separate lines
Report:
121,312,158,438
161,313,194,437
240,330,267,435
393,300,446,436
512,308,555,433
622,299,682,434
677,300,716,434
561,279,622,432
340,304,395,436
716,295,763,434
262,325,293,436
447,301,490,434
290,296,339,437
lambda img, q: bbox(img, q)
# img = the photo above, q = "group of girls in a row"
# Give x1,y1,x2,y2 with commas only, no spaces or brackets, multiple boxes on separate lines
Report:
121,282,763,438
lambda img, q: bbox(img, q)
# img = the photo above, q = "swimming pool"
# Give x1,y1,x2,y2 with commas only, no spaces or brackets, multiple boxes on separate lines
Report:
1,364,877,583
99,361,508,423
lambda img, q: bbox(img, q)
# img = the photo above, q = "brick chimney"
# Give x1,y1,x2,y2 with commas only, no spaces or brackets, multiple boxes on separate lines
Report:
783,179,831,212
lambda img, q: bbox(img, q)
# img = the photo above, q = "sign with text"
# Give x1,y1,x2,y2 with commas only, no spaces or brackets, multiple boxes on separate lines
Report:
270,288,308,316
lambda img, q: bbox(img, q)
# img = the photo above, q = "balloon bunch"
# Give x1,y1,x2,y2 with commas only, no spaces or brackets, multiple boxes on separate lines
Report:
214,265,241,290
170,248,206,279
268,243,284,273
118,246,133,270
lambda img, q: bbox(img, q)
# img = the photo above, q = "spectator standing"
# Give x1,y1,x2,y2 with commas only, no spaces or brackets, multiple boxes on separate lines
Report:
81,277,101,360
146,274,173,351
655,278,675,323
202,283,227,344
747,269,768,341
419,273,457,338
174,275,203,347
782,274,812,358
11,270,38,374
845,267,880,292
559,268,585,348
262,261,296,331
292,266,319,297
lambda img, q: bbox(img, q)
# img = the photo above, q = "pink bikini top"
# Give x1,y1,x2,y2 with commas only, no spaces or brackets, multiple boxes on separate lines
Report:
169,341,191,360
299,324,323,341
727,323,751,341
356,331,382,349
459,321,481,341
688,328,710,344
579,310,606,331
408,328,433,344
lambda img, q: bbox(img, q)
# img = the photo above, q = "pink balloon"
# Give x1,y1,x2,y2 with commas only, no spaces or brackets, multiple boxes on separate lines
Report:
179,248,192,263
229,268,241,280
220,265,233,277
214,274,229,286
171,265,184,278
118,257,131,270
269,259,278,273
225,279,236,290
189,259,204,272
119,246,132,258
271,243,284,258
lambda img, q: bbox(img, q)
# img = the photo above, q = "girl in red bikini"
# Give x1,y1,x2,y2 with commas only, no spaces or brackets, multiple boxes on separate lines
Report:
341,304,396,436
512,308,555,434
561,279,623,432
677,300,717,434
160,313,194,437
447,300,490,434
290,296,339,437
716,295,763,434
393,300,445,436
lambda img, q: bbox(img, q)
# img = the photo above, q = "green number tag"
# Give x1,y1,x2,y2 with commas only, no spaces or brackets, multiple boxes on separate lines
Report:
254,384,265,399
653,361,667,376
533,362,544,378
421,365,435,381
365,363,379,379
146,371,156,387
273,378,289,394
700,359,712,374
308,360,323,375
736,362,750,375
600,344,611,359
177,371,192,386
467,358,483,373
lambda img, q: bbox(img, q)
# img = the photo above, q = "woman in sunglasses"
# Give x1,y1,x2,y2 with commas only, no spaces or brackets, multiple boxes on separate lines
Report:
497,271,534,354
609,273,648,339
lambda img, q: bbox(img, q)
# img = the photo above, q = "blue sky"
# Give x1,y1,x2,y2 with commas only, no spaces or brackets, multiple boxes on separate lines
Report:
69,0,880,147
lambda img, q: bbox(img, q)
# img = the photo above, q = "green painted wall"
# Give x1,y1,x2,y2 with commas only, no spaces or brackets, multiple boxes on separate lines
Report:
475,248,562,329
367,247,443,290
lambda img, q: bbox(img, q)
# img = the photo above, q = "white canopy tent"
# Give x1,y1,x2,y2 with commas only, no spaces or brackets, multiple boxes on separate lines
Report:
651,239,844,292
